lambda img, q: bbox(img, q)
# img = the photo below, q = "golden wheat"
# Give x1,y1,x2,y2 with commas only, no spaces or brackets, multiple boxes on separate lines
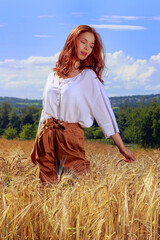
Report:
0,139,159,240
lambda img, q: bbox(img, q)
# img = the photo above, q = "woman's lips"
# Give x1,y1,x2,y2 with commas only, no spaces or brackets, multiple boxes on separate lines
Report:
81,51,87,56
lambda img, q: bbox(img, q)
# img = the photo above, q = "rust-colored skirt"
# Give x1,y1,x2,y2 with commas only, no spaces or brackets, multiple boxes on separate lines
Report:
31,117,90,184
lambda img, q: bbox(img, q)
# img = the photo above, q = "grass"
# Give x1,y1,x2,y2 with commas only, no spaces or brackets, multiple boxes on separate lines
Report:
16,102,41,106
0,139,160,240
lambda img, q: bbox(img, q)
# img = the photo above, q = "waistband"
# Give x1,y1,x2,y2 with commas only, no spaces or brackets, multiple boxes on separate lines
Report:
43,117,81,127
31,117,81,164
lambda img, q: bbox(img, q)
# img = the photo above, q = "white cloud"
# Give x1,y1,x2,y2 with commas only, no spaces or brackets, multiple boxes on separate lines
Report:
0,51,160,98
71,12,87,15
37,15,56,18
151,16,160,21
98,16,145,22
145,84,160,91
0,55,59,68
34,35,53,38
0,23,7,27
89,24,147,31
0,54,59,98
150,53,160,63
0,74,17,83
98,15,160,22
104,50,159,91
22,55,59,65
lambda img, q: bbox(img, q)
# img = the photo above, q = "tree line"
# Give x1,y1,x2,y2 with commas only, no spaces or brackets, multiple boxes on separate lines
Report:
0,100,160,148
0,102,41,140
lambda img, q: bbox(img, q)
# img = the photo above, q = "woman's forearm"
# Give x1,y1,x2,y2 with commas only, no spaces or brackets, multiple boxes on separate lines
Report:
111,132,136,162
111,133,125,151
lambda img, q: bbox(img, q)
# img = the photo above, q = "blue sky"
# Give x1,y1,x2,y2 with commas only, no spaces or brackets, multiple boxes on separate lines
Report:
0,0,160,99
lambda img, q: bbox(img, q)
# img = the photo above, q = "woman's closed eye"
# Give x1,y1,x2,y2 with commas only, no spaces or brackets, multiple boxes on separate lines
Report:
81,41,94,49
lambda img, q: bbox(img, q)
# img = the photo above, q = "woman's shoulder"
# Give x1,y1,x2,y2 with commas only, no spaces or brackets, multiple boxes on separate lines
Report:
45,71,55,83
48,71,54,78
81,69,103,92
83,68,97,76
84,68,96,74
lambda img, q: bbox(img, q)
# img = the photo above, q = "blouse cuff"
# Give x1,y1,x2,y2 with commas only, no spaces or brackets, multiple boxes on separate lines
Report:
101,123,119,139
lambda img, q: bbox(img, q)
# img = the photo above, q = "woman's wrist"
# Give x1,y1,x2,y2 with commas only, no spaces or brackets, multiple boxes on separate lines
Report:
111,133,125,151
111,133,136,162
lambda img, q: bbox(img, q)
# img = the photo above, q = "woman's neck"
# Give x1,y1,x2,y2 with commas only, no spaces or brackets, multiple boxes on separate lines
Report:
55,60,81,79
67,60,81,77
73,60,80,69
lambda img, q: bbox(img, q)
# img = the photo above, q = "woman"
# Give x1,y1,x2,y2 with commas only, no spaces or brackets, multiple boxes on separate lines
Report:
31,25,136,184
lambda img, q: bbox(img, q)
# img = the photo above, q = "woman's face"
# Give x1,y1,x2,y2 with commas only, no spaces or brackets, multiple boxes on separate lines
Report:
76,32,95,61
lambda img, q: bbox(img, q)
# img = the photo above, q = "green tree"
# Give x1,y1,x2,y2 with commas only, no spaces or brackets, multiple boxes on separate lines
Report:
3,127,18,139
20,106,41,126
84,126,96,139
8,108,21,133
19,124,36,140
93,127,104,139
150,101,160,146
120,102,160,147
152,119,160,146
0,102,12,133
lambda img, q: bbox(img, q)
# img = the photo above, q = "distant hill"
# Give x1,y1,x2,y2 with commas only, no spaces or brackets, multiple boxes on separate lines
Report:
110,94,160,110
0,97,42,108
0,94,160,110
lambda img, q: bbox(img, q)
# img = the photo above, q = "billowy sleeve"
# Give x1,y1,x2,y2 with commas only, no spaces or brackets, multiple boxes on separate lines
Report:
37,72,53,131
92,80,119,138
38,109,45,130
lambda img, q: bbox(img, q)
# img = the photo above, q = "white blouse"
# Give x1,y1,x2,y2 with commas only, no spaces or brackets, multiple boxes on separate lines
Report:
38,69,119,138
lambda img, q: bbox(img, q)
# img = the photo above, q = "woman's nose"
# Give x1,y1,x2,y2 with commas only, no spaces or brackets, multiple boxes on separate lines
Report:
84,44,89,50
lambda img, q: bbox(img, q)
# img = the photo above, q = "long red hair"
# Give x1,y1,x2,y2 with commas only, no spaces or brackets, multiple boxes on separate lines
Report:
53,25,106,83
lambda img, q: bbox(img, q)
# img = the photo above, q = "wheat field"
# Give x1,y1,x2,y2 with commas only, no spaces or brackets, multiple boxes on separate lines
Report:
0,139,159,240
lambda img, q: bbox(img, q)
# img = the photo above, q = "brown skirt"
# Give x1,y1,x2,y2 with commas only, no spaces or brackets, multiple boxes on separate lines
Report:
31,117,90,184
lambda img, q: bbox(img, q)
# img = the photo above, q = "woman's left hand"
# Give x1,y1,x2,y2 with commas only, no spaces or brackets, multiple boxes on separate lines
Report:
119,146,136,162
111,133,136,163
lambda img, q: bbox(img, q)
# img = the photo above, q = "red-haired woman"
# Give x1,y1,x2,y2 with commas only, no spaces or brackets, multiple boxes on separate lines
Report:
31,25,136,185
